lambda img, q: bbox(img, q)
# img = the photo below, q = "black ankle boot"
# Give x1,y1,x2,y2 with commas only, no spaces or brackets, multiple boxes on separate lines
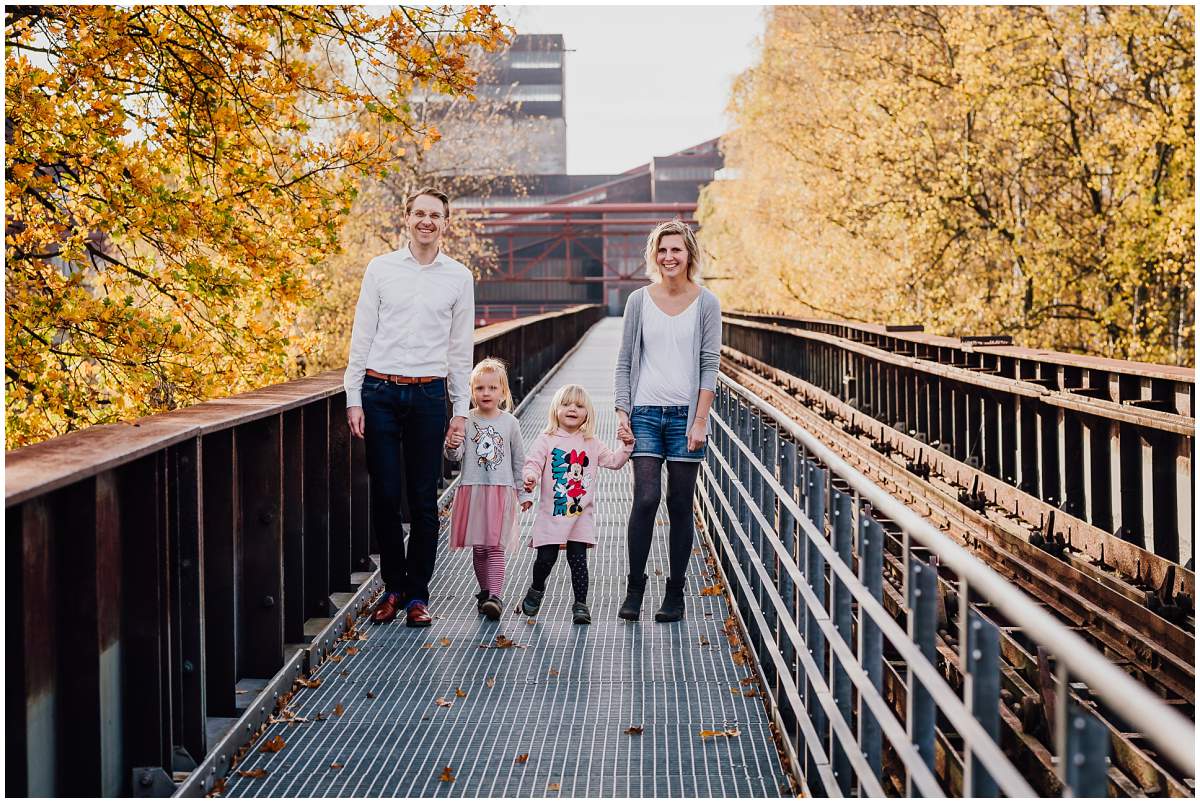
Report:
655,578,686,623
618,574,649,621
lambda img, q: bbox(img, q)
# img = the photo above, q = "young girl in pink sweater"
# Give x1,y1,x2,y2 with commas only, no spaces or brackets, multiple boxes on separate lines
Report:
520,384,635,624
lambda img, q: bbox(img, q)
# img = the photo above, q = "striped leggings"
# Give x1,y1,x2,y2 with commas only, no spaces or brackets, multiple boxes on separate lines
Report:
472,545,506,598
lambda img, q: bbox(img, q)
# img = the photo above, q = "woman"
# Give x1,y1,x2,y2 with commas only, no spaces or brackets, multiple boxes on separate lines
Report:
613,220,722,622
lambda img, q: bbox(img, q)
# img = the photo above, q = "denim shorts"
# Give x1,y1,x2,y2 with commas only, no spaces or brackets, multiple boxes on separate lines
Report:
630,405,706,462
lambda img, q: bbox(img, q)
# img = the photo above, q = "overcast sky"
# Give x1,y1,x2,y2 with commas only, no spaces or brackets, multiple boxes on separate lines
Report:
501,6,766,175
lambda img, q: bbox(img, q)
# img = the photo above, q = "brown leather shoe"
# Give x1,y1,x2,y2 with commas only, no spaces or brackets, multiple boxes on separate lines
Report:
372,592,401,625
405,601,433,628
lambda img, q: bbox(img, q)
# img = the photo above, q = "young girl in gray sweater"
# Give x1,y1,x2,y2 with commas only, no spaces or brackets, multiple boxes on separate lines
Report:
445,358,533,620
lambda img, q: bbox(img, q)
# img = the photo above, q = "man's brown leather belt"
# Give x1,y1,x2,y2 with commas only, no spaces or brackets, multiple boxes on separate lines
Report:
365,369,440,385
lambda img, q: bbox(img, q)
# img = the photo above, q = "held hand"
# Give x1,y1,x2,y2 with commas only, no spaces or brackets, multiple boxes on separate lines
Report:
618,428,635,447
520,500,533,512
444,416,466,449
523,475,537,493
347,406,366,439
686,419,707,452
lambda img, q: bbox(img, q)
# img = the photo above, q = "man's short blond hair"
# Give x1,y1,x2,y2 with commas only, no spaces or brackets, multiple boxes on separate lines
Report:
405,186,451,217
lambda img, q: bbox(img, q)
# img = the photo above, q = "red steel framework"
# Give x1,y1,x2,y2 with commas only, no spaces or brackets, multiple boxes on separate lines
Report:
458,204,699,295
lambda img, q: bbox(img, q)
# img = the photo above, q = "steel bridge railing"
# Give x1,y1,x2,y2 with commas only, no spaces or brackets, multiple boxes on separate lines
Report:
697,373,1196,797
6,304,605,798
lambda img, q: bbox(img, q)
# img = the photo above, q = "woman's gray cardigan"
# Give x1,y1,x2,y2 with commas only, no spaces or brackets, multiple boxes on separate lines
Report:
613,286,722,437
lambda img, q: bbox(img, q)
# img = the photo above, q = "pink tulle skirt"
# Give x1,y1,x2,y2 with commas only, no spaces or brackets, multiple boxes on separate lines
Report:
449,485,520,550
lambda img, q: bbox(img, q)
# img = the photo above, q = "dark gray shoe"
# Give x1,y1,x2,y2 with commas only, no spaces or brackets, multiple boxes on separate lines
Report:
655,578,686,623
618,573,648,621
572,601,592,625
480,595,502,621
521,587,545,617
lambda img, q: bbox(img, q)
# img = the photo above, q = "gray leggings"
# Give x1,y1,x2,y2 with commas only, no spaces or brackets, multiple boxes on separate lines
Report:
626,456,700,584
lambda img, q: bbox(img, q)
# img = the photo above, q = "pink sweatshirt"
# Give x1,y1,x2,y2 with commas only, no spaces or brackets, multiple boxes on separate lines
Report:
521,428,633,548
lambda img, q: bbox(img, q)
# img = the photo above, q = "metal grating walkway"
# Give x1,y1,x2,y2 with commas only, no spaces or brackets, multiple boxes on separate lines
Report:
225,318,788,797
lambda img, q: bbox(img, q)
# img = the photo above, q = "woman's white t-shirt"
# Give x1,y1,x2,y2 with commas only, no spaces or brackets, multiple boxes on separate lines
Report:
633,293,699,407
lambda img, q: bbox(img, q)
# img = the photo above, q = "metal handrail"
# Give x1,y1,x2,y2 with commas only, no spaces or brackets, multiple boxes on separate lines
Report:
698,373,1196,796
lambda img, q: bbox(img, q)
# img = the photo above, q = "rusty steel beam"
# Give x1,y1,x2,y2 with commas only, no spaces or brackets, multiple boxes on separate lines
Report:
724,346,1195,601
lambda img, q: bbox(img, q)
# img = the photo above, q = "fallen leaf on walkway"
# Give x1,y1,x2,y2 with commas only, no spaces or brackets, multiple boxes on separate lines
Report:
296,677,322,689
435,697,454,707
623,726,644,735
438,637,452,647
698,635,710,646
259,735,287,753
236,768,269,779
515,753,529,763
485,677,496,689
455,688,467,698
207,777,226,797
547,782,561,792
699,726,741,740
739,676,756,686
700,584,723,596
422,642,434,649
315,712,326,721
730,687,742,696
547,667,559,677
491,634,522,649
346,646,359,656
366,691,376,699
654,568,663,576
439,766,456,782
334,703,345,717
329,655,344,663
330,763,343,770
339,670,349,677
732,648,750,666
745,688,759,698
526,618,537,625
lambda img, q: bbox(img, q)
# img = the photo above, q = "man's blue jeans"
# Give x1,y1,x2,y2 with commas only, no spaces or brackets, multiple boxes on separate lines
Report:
360,376,447,604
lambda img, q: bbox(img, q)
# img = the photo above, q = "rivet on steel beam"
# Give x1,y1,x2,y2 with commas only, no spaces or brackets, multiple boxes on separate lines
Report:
1073,754,1085,767
262,595,275,607
259,511,273,525
1073,717,1086,730
183,659,194,673
181,558,192,569
140,773,153,787
972,650,982,661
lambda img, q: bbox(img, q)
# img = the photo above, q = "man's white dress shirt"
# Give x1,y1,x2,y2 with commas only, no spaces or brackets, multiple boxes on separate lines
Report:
343,246,475,416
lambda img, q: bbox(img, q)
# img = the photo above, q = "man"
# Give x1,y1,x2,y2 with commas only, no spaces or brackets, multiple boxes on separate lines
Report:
345,186,474,626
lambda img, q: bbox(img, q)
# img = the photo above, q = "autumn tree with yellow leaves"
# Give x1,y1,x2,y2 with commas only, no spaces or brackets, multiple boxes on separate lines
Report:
702,6,1194,365
5,5,510,447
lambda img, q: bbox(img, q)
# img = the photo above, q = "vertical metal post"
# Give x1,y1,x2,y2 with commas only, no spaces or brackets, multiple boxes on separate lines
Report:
762,424,779,689
831,489,854,794
965,610,1000,797
806,465,828,781
749,409,764,656
779,438,798,728
906,557,937,797
1064,707,1111,798
858,513,884,784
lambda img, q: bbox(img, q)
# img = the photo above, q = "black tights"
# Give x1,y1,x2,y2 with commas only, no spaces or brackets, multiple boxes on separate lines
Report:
531,541,589,602
627,457,700,584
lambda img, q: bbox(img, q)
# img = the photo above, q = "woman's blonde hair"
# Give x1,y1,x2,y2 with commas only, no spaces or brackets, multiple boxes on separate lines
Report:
644,219,702,282
544,383,596,438
470,357,514,411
